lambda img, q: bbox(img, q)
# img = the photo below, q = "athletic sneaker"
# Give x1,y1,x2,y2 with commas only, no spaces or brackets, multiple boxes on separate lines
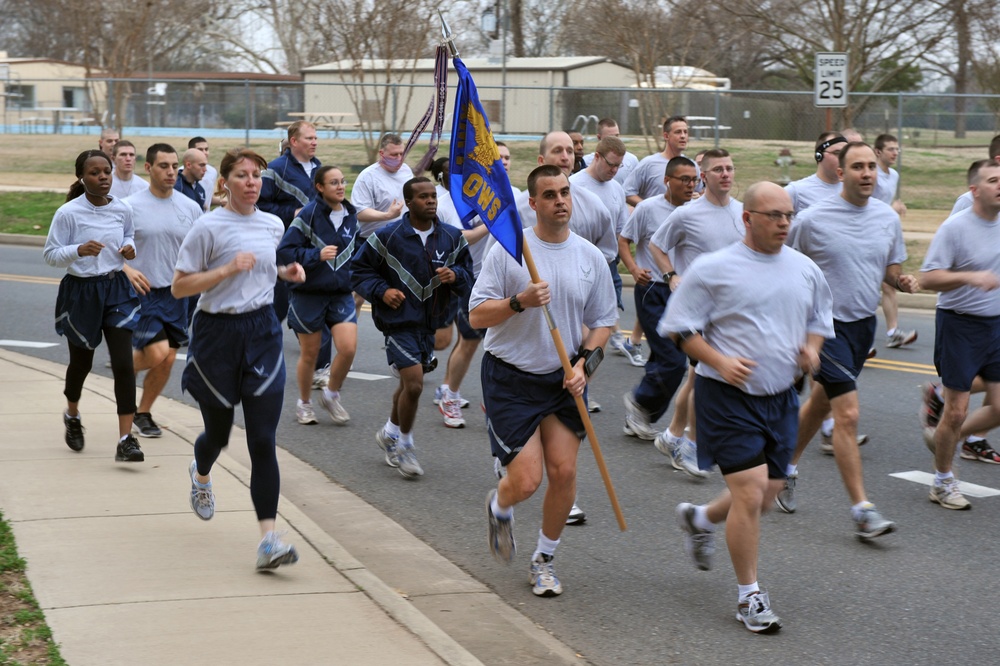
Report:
433,385,470,408
854,504,895,540
673,437,708,479
886,329,917,348
565,502,586,525
676,502,714,571
920,382,944,429
587,396,601,413
608,331,628,357
115,435,144,463
529,553,562,597
132,412,162,438
961,439,1000,464
622,393,658,440
486,489,515,562
621,341,647,367
375,428,400,468
312,366,330,390
866,347,877,359
396,442,424,478
929,478,971,510
736,591,782,634
775,472,797,514
188,459,215,521
296,402,318,425
318,392,350,425
440,397,466,428
256,531,299,570
820,432,870,455
64,412,85,452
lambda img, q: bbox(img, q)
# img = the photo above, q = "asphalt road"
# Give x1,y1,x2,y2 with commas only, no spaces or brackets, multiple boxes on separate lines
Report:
3,243,999,665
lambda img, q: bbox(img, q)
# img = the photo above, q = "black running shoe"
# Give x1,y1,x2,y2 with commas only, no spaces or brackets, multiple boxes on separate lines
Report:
64,413,85,452
132,412,162,438
115,435,145,462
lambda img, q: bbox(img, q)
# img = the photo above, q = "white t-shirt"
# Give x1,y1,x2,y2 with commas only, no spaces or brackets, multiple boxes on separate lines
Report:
43,195,135,277
621,196,681,281
650,195,744,275
471,227,619,374
660,241,834,396
514,184,617,262
785,174,842,213
583,150,640,185
199,164,219,211
175,208,284,314
125,189,202,288
570,169,628,236
352,162,414,236
922,207,1000,317
873,166,899,205
624,154,669,200
788,195,906,322
950,191,973,216
109,173,150,200
435,184,463,229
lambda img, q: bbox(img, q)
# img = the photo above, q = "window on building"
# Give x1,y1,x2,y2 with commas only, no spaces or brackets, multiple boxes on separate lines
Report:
6,85,34,109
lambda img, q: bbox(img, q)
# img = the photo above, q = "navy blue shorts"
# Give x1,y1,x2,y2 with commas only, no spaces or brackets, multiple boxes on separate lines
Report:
286,291,357,334
934,309,1000,392
55,271,140,350
609,259,624,311
454,292,485,341
132,286,188,349
385,328,435,371
814,316,876,399
694,375,798,479
481,352,585,466
182,307,286,409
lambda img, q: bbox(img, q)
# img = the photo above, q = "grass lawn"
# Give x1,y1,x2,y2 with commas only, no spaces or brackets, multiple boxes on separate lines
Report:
0,193,63,236
0,512,65,665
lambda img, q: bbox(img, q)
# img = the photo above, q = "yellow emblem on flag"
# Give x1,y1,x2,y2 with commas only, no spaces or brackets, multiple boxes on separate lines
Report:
466,103,500,174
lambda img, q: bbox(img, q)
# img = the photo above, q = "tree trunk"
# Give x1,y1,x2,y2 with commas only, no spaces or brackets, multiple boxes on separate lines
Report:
954,0,970,139
510,0,525,57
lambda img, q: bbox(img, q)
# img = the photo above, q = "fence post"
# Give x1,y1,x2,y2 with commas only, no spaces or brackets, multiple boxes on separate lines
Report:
244,79,250,147
714,89,721,149
897,92,904,170
548,87,554,133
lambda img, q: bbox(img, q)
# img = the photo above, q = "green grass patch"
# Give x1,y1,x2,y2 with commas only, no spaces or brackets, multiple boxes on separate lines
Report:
0,192,63,236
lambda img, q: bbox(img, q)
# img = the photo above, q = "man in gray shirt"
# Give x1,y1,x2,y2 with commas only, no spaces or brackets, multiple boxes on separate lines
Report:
663,181,833,633
624,115,690,207
782,142,918,538
785,132,845,213
919,159,1000,510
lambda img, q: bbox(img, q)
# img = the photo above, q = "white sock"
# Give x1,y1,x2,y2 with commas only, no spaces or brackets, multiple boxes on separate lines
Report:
119,434,129,443
934,470,954,485
737,582,760,600
851,500,873,520
965,435,985,443
446,387,459,401
786,463,797,477
384,420,400,438
297,399,311,406
490,493,513,519
65,410,80,420
399,431,414,446
692,505,715,531
323,388,340,401
533,529,560,559
886,328,897,337
821,417,834,437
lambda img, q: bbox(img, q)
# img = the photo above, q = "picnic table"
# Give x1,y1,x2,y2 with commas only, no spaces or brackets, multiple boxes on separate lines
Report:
278,112,361,137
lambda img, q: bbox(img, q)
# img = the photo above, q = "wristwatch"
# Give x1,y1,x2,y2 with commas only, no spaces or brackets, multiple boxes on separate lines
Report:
509,294,525,313
663,271,677,282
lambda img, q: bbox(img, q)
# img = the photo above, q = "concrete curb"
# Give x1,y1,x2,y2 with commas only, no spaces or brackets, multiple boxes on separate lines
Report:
0,232,44,247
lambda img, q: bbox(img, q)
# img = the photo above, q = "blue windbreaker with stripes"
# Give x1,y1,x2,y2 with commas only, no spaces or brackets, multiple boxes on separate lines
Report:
276,198,359,294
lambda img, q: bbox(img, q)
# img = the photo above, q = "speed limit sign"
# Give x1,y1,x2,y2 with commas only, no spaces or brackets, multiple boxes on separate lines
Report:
815,53,848,108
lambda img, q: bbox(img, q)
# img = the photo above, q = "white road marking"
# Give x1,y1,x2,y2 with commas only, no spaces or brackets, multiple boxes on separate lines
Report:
890,470,1000,498
173,354,389,381
0,339,59,348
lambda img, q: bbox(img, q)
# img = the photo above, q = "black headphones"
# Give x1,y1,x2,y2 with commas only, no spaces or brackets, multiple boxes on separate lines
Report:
815,136,848,163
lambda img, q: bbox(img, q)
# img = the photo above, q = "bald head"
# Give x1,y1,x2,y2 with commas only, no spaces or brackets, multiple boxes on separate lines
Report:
538,131,575,176
743,181,790,211
743,181,794,254
182,148,208,182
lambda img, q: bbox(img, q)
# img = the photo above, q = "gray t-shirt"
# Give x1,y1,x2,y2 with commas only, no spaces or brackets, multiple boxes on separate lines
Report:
125,189,202,288
873,166,899,205
922,208,1000,316
650,195,744,275
621,196,680,282
471,227,619,374
43,195,135,277
352,162,414,237
659,242,834,396
109,173,150,200
624,153,668,200
570,169,628,236
950,191,972,216
515,184,617,262
583,150,639,185
175,208,284,314
785,174,841,213
788,195,906,322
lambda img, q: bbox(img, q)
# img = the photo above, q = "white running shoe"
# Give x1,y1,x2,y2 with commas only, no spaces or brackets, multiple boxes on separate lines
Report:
318,392,350,425
296,402,318,425
440,397,466,428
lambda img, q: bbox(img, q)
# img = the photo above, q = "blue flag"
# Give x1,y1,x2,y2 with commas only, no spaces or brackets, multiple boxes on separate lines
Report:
449,57,522,264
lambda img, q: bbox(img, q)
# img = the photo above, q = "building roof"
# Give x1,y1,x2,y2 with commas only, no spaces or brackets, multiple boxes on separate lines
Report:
303,56,630,74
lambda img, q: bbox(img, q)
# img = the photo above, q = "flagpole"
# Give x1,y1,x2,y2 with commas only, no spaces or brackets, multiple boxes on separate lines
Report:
440,11,625,531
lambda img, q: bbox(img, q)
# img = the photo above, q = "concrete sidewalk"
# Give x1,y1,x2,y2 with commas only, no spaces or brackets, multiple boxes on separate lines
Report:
0,349,585,666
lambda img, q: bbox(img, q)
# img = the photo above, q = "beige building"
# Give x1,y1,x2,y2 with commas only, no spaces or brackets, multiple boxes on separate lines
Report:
301,56,636,135
0,53,106,129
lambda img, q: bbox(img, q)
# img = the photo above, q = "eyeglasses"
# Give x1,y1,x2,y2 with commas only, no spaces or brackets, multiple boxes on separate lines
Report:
669,175,699,185
747,210,795,222
707,165,735,174
600,154,623,169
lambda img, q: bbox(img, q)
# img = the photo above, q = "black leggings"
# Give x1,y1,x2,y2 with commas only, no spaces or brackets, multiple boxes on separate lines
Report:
64,327,136,415
194,392,283,521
